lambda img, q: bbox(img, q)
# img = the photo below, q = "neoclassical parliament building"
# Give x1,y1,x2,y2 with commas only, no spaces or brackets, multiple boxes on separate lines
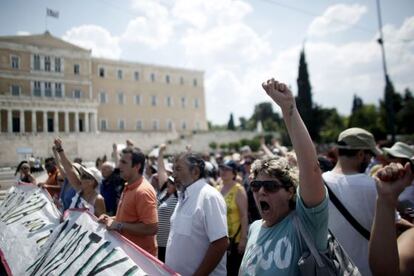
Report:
0,31,207,135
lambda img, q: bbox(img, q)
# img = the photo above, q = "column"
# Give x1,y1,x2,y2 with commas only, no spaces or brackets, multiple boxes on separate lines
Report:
64,111,69,133
20,110,25,133
54,111,59,133
7,109,12,133
43,111,48,133
32,110,37,133
84,112,90,132
74,112,79,132
91,112,98,132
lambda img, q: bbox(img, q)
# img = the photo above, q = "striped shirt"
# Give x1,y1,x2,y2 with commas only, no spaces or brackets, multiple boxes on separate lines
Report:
157,190,178,247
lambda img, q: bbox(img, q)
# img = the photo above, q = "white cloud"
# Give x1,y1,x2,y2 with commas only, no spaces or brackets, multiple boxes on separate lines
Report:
122,0,173,48
62,25,121,59
172,0,252,30
16,31,30,36
308,4,367,37
272,17,414,116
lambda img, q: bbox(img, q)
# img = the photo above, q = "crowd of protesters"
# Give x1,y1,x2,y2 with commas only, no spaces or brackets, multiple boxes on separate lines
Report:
13,77,414,275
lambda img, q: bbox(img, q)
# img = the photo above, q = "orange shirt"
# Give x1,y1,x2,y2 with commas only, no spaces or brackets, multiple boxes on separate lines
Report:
45,170,60,199
116,176,158,256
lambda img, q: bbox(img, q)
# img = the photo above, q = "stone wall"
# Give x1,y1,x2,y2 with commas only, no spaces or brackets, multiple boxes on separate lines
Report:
0,130,259,167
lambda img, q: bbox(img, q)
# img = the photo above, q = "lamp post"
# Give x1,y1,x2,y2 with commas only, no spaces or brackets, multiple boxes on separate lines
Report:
376,0,396,143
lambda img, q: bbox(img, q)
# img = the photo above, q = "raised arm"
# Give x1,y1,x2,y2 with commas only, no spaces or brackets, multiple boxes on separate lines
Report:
157,144,168,189
262,78,324,207
52,146,67,178
369,162,414,276
54,138,82,191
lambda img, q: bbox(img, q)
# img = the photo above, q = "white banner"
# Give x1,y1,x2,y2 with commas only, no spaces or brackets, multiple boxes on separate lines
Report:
0,183,178,275
0,183,61,275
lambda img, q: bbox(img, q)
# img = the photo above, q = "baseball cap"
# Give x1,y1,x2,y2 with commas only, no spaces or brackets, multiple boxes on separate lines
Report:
337,127,381,156
79,166,102,184
219,160,239,172
382,142,414,160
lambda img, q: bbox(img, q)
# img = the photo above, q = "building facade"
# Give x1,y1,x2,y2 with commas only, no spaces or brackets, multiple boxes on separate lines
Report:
0,32,207,134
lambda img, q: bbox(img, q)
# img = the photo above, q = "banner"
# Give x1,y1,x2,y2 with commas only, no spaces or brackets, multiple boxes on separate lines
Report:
0,183,61,275
0,184,178,275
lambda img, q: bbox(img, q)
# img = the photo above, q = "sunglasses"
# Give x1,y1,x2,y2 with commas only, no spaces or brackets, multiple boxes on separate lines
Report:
80,174,94,181
250,180,288,193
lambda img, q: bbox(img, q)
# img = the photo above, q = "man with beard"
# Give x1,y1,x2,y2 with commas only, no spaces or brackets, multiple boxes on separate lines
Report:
323,127,381,275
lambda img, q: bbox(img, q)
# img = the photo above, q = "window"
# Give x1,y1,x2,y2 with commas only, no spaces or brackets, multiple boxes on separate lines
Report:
11,85,20,96
11,55,19,69
55,57,61,72
136,120,143,130
74,90,82,99
167,120,173,131
34,54,40,70
33,81,41,96
44,82,52,97
99,67,105,78
118,120,125,130
44,56,51,71
100,91,107,103
74,64,80,75
134,71,139,81
193,78,198,87
181,121,187,130
151,73,155,82
117,69,123,80
194,98,199,108
55,83,62,97
152,120,159,130
151,95,157,106
180,77,184,85
181,97,186,108
100,120,107,131
118,92,124,105
135,95,141,105
166,75,170,84
166,96,172,107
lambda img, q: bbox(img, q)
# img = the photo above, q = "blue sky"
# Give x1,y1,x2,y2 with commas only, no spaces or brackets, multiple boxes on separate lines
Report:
1,0,413,124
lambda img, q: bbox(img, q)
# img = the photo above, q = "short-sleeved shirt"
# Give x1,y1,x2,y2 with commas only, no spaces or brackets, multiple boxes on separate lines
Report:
166,178,228,276
239,188,328,276
157,189,178,247
116,177,158,256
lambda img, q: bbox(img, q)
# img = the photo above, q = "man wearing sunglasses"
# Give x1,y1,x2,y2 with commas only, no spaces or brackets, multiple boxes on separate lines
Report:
239,78,327,275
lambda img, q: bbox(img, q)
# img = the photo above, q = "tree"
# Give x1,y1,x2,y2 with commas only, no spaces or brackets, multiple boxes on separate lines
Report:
348,104,386,139
239,117,247,130
351,94,364,113
396,88,414,134
227,113,236,130
296,48,318,139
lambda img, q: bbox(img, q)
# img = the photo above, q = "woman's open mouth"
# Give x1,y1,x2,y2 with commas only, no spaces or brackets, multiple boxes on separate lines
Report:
260,201,270,211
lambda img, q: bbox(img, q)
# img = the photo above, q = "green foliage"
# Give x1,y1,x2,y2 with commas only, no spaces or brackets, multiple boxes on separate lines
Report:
318,108,346,143
209,142,217,150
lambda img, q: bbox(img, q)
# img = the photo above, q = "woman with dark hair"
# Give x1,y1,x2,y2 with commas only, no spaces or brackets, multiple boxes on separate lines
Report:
217,160,248,275
15,161,36,184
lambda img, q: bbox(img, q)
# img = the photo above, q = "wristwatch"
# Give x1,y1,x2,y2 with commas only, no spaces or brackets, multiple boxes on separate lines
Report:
116,222,123,232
